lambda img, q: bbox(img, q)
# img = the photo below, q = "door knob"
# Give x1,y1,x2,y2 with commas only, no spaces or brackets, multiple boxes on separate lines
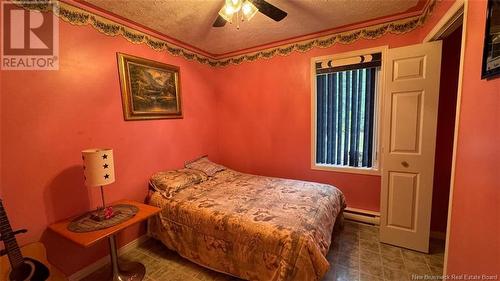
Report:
401,161,409,168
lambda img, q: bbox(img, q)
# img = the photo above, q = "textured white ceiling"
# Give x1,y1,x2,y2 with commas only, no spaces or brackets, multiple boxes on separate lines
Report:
82,0,421,55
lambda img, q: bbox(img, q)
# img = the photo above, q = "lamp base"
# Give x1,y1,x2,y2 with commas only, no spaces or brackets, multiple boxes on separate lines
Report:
90,206,121,222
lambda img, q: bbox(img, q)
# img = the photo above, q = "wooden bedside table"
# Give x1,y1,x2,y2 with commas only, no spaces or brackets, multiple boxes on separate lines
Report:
49,200,160,281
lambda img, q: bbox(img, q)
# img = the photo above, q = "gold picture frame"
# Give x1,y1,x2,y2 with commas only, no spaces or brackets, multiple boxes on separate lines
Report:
117,53,182,120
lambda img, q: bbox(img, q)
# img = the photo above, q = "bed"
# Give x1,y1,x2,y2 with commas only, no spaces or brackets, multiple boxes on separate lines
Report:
147,157,345,281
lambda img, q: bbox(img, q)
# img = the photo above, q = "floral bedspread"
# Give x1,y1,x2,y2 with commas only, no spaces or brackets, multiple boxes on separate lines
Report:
148,169,345,281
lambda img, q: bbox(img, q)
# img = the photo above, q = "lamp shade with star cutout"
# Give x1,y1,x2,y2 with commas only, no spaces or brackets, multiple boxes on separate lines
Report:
82,148,115,187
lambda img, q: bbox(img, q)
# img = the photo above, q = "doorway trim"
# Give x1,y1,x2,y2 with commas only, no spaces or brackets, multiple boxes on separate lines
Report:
422,0,467,275
424,0,465,42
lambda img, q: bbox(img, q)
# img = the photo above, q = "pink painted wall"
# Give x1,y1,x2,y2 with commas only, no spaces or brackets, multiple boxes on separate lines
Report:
212,0,456,212
445,0,500,275
431,26,462,233
0,22,217,274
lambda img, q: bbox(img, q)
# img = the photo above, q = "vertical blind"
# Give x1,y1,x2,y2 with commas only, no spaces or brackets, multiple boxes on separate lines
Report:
316,67,377,168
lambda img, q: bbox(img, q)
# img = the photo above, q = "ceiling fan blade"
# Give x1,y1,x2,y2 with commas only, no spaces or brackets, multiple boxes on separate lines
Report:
213,15,227,27
250,0,287,22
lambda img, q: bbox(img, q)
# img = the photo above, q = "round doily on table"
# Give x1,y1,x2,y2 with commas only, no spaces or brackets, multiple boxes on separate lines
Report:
68,204,139,233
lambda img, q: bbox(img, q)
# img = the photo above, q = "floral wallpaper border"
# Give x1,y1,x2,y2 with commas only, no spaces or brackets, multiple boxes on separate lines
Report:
16,0,436,67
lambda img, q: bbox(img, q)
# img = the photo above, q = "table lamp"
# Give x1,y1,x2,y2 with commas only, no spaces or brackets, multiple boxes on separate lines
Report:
82,148,118,221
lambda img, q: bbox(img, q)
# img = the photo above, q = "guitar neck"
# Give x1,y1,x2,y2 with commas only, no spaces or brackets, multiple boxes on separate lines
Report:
0,200,24,269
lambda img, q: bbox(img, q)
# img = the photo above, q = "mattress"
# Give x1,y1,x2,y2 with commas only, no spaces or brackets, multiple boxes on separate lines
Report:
148,169,345,281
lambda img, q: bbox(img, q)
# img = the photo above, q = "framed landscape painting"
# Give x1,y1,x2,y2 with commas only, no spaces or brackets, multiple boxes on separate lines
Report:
117,53,182,120
481,0,500,79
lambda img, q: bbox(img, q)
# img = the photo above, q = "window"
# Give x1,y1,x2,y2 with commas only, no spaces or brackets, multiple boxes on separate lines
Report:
314,53,380,170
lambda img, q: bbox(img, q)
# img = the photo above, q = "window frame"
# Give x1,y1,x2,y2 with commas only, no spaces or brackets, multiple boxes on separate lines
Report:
310,46,387,175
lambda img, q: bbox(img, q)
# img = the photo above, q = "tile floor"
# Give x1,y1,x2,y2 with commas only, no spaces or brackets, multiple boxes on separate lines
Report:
82,221,445,281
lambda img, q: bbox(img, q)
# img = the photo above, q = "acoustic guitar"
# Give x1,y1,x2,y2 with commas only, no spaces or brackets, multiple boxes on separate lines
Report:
0,199,65,281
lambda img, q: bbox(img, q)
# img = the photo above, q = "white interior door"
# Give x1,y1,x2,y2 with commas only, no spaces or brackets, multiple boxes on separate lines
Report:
379,41,442,253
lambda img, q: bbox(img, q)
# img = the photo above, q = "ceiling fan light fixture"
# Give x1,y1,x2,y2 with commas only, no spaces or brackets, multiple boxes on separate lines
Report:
225,5,235,14
226,0,242,13
219,4,235,22
242,1,258,21
213,0,286,28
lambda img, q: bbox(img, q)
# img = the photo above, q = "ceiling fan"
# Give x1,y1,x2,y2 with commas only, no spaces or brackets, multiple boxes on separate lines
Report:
213,0,287,28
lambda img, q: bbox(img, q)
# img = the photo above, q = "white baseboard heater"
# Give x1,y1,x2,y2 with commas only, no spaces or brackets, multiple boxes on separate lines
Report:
343,207,380,225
